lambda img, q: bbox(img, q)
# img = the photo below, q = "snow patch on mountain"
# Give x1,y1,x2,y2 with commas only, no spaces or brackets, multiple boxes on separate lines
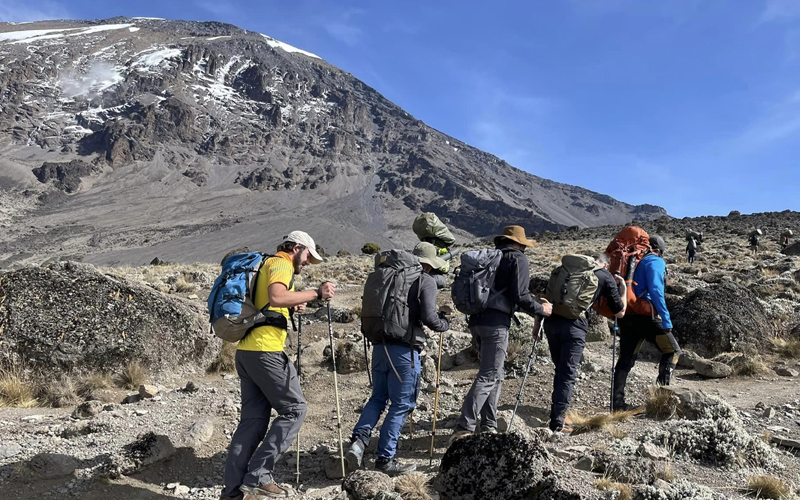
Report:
260,34,320,59
135,47,183,69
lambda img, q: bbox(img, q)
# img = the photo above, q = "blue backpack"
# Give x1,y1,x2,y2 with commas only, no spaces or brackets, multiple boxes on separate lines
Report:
207,252,291,342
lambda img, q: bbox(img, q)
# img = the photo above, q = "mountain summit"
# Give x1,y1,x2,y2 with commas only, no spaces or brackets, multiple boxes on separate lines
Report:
0,17,665,266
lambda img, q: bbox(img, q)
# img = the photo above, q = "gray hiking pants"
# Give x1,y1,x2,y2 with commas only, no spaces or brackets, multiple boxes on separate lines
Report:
457,325,508,432
222,350,307,497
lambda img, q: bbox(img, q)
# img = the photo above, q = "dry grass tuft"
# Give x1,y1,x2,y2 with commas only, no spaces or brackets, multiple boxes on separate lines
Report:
734,356,770,377
506,341,525,365
607,426,627,439
117,361,148,390
771,338,800,359
655,461,676,482
36,375,79,408
595,477,633,500
395,472,433,500
76,372,114,397
174,274,196,293
644,386,681,420
568,408,637,435
208,342,237,373
0,365,38,408
745,475,792,499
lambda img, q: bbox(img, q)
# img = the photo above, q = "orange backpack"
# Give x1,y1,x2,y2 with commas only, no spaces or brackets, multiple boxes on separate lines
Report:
597,226,654,318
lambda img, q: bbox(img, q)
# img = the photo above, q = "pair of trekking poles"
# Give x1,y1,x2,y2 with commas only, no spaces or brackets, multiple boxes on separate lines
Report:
293,301,349,483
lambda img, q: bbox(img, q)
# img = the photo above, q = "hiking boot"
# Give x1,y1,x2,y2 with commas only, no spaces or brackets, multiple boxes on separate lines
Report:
657,365,674,386
344,440,364,473
446,429,472,447
375,458,416,476
240,482,295,498
479,426,497,434
612,402,643,414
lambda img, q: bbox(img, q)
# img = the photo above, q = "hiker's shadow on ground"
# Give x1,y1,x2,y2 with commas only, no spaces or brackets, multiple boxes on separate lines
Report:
0,451,182,500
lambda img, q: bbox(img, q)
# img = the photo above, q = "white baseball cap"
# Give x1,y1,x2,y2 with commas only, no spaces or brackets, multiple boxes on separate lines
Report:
283,231,324,264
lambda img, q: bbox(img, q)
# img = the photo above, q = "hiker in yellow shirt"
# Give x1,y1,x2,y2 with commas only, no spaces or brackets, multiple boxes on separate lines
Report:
222,231,335,500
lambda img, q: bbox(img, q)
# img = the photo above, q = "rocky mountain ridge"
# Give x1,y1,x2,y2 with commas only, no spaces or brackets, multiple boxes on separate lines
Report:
0,17,664,266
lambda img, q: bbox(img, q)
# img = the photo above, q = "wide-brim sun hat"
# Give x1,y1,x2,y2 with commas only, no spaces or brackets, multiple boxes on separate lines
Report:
494,225,536,247
413,242,447,269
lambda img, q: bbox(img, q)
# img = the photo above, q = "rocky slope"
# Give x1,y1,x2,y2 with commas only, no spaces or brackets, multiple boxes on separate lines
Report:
0,17,664,267
1,210,799,499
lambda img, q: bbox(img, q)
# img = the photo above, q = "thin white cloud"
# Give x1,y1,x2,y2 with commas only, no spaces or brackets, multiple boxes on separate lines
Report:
319,8,364,46
0,0,70,23
761,0,800,23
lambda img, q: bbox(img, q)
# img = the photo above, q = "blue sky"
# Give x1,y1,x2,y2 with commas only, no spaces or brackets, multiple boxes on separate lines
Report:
2,1,798,217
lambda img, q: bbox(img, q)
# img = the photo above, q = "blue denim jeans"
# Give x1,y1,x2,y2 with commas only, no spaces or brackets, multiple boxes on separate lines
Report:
350,343,421,460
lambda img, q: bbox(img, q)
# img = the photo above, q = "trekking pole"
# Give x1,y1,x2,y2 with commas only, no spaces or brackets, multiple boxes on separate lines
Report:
509,317,544,433
362,335,372,387
429,328,445,466
295,315,302,485
327,302,346,478
610,318,619,414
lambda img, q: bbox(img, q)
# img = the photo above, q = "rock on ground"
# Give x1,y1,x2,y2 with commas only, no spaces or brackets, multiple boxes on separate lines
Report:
342,470,394,500
24,453,79,480
693,358,733,378
670,281,771,357
0,262,219,372
433,433,551,500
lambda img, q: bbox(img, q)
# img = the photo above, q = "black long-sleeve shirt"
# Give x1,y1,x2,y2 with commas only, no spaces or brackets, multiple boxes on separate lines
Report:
469,245,545,328
548,268,625,333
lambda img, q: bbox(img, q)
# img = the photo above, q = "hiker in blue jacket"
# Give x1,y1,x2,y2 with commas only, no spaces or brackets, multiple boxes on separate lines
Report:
612,235,681,411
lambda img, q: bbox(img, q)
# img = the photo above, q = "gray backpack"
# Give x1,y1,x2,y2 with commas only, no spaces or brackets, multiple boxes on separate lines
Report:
451,249,509,315
361,250,423,344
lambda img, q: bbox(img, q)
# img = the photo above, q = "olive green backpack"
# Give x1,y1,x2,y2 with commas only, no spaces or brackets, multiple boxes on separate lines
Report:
545,254,601,320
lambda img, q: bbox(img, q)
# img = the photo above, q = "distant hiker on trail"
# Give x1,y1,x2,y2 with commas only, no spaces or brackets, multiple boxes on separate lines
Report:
449,225,552,445
780,230,792,250
749,232,760,255
612,235,680,412
221,231,335,500
543,253,626,433
346,242,450,475
686,237,697,264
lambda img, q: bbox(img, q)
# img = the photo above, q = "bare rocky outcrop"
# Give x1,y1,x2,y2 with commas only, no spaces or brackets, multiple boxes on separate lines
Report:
0,261,219,373
670,282,772,357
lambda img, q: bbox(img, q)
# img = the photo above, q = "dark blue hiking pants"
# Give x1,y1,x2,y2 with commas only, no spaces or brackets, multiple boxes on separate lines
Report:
544,319,586,430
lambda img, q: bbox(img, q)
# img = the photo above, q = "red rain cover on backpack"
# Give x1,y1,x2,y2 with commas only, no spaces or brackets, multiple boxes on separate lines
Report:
597,226,654,318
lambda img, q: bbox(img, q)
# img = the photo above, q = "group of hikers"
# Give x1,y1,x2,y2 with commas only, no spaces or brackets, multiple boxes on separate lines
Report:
209,218,682,499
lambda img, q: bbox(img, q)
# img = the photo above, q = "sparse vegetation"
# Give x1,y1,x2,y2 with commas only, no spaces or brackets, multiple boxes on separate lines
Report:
36,375,79,408
0,365,38,408
361,242,381,255
745,475,792,499
644,386,681,420
76,372,114,397
655,461,676,482
173,273,197,293
567,409,637,435
208,342,238,373
395,472,433,500
595,477,632,500
771,338,800,359
117,361,148,390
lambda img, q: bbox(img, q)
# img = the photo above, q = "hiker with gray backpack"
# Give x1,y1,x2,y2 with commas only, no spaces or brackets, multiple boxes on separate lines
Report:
543,253,626,434
448,225,552,445
211,231,335,500
345,242,450,475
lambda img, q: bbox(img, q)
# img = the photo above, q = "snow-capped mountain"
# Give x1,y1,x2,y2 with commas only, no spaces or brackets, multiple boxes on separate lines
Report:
0,17,665,266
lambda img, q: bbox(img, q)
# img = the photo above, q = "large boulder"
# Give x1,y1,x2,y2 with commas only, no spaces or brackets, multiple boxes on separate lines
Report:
670,282,771,357
433,433,551,500
0,262,219,372
781,241,800,256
